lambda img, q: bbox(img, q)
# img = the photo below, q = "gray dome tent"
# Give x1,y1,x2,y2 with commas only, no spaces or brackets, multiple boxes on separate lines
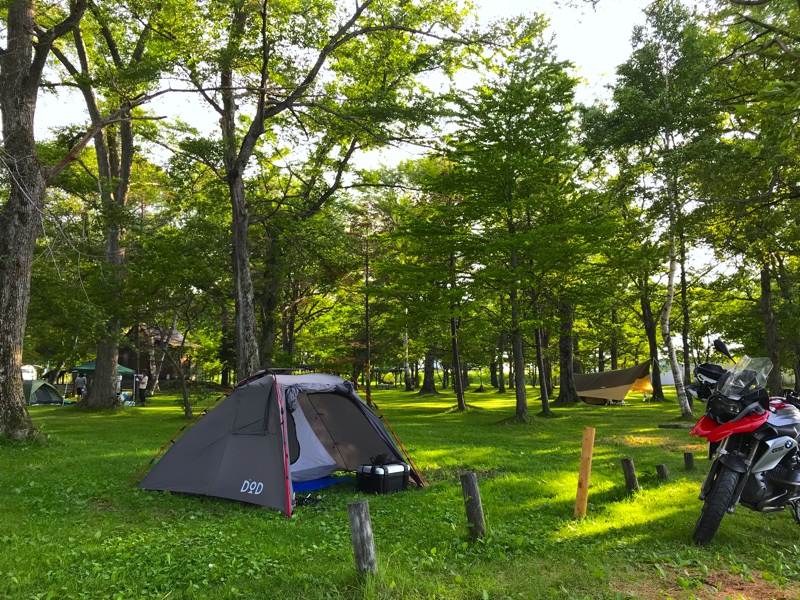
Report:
137,372,421,515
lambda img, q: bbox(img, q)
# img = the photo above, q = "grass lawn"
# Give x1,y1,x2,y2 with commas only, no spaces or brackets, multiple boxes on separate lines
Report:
3,386,800,600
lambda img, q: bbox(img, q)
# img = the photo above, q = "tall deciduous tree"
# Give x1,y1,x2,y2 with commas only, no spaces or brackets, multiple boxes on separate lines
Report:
51,0,179,407
179,0,473,380
0,0,91,438
584,0,722,418
439,17,581,420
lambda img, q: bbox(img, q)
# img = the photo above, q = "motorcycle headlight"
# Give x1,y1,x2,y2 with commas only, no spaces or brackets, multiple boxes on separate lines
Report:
709,397,742,421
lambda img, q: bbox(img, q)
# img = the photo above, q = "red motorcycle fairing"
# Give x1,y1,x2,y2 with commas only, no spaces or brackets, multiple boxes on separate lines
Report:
690,412,769,443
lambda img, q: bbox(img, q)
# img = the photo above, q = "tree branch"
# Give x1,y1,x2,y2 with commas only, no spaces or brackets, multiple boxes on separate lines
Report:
28,0,88,92
89,2,123,67
738,14,800,44
302,138,358,219
46,90,171,179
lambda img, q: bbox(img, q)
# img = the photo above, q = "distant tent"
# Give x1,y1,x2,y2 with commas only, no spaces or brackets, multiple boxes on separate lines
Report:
23,380,65,405
70,360,136,375
574,361,654,405
138,372,421,515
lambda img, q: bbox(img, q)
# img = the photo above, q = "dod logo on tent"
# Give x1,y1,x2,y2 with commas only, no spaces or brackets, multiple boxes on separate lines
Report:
136,372,421,515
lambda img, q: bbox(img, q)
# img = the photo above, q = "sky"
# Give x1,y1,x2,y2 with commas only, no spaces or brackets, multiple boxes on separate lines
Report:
35,0,652,150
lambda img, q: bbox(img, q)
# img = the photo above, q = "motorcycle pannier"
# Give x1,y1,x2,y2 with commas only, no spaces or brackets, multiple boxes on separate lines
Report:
356,463,410,494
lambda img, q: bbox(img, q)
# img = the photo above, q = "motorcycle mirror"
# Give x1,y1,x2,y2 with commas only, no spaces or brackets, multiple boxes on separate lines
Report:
713,338,734,361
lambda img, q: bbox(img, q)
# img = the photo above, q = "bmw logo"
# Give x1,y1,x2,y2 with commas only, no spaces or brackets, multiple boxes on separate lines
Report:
786,441,794,449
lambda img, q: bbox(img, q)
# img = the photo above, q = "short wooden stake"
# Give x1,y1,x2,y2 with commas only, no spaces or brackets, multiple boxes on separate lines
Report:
655,464,668,481
621,457,639,493
684,452,695,470
460,472,486,540
348,500,377,574
574,426,596,519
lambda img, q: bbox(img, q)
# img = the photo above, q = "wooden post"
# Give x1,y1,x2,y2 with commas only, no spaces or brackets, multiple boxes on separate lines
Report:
684,452,695,470
655,464,668,481
348,500,377,574
460,472,486,540
621,458,639,493
574,426,596,519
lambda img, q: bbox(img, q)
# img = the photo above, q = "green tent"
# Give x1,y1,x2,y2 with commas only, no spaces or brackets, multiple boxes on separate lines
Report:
70,360,136,375
23,380,65,405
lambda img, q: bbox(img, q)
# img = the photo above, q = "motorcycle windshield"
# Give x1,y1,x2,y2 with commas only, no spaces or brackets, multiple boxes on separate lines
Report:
717,355,773,399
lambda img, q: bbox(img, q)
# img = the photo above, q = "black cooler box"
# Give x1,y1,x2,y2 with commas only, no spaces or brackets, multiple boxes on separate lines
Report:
356,463,410,494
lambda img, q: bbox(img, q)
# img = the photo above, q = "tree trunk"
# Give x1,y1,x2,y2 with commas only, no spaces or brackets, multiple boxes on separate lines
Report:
761,265,782,396
403,326,413,391
598,344,605,372
536,328,551,416
163,345,192,419
541,329,554,396
497,331,506,394
0,0,85,437
220,305,233,387
450,316,466,411
662,227,692,419
83,332,121,408
230,175,261,379
554,303,580,404
0,125,42,438
417,349,437,395
151,315,178,393
260,247,282,365
510,247,527,420
680,230,692,389
490,362,498,388
610,308,619,370
641,288,665,401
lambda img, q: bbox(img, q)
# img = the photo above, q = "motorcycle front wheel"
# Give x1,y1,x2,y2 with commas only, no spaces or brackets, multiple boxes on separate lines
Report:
692,464,739,545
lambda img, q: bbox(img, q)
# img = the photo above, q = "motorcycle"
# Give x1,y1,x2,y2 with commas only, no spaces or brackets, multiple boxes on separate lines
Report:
690,339,800,544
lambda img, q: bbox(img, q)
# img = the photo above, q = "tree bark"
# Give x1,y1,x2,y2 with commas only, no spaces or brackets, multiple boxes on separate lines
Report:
661,227,692,419
640,287,665,401
680,229,692,388
229,175,261,379
541,328,554,396
554,303,580,404
610,308,619,370
761,265,782,396
451,316,466,410
417,349,438,395
0,131,43,438
536,328,551,416
0,0,86,437
510,249,527,419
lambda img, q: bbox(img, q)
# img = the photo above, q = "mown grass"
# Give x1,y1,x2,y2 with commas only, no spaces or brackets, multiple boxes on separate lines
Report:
3,386,800,599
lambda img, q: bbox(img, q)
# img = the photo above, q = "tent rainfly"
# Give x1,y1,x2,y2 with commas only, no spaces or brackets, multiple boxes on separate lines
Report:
23,380,65,405
573,361,654,405
137,372,421,515
70,360,136,375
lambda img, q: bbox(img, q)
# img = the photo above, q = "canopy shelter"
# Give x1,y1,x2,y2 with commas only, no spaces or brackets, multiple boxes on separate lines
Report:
70,360,136,375
137,372,421,515
23,380,65,405
574,361,654,405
